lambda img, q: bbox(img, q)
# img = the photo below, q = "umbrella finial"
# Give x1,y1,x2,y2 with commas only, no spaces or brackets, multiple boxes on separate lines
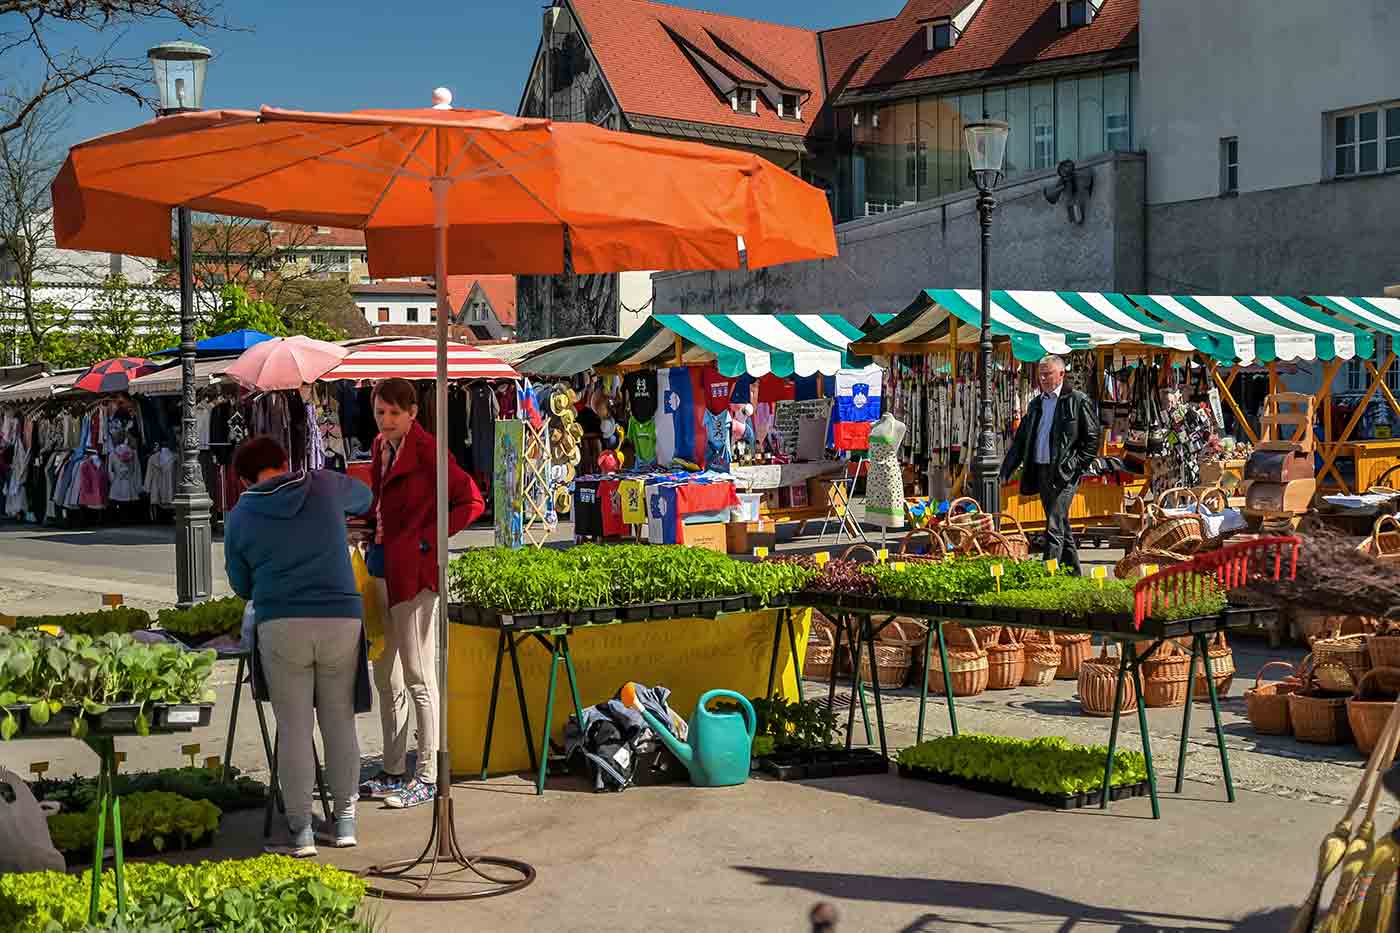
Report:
432,87,453,110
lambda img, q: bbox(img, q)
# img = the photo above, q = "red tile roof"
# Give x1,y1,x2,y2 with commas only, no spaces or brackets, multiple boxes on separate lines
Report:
819,18,895,96
462,275,518,327
270,225,366,249
844,0,1139,93
568,0,825,140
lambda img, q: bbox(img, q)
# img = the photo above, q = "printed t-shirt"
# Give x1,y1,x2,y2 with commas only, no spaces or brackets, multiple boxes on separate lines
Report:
700,365,736,414
600,478,625,538
704,410,732,472
625,371,659,422
757,374,796,404
573,480,604,539
628,417,657,464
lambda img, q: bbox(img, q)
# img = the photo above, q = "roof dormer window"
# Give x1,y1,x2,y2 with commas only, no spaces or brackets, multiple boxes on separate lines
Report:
923,18,958,51
1060,0,1102,28
780,93,802,120
731,86,756,114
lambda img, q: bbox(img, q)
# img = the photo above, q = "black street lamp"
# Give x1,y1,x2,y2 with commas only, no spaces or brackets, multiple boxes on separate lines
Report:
962,118,1011,519
148,40,213,609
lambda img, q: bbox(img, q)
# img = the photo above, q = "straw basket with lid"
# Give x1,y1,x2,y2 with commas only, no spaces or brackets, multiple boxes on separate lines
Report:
1244,661,1302,735
1079,642,1137,716
927,626,989,697
1345,667,1400,757
1142,639,1192,707
985,627,1025,690
1019,630,1061,686
1192,632,1237,701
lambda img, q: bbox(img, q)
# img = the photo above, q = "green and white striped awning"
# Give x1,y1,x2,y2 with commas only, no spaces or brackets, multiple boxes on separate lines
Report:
599,313,868,378
854,289,1375,364
1309,295,1400,340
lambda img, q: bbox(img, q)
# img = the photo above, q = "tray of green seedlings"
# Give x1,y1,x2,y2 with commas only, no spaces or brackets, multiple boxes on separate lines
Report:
964,573,1231,635
156,596,247,656
448,545,816,630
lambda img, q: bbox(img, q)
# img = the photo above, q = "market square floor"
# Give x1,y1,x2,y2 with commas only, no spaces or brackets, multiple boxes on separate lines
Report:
0,518,1357,929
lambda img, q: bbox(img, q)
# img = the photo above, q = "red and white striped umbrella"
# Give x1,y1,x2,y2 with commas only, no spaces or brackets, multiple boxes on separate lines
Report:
318,339,519,382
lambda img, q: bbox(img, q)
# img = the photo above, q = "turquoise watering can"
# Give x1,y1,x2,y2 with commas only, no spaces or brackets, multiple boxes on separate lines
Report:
632,688,756,788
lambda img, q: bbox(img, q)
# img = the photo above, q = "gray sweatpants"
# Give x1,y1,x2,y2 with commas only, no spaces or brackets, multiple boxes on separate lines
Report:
371,584,439,785
258,619,362,833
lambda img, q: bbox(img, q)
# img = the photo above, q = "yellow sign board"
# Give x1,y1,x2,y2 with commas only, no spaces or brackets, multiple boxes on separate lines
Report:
876,549,889,564
1142,564,1159,579
1045,559,1059,575
813,552,830,567
1092,565,1107,589
753,547,768,559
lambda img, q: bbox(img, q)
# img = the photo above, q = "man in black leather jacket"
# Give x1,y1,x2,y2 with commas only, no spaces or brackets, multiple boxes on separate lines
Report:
1001,355,1101,575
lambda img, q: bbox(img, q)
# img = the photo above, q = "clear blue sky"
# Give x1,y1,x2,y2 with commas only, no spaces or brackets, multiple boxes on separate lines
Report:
56,0,904,150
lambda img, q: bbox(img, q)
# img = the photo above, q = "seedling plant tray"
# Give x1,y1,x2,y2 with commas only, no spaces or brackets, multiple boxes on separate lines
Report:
452,594,791,632
62,832,218,866
153,703,214,730
897,763,1150,810
758,747,889,781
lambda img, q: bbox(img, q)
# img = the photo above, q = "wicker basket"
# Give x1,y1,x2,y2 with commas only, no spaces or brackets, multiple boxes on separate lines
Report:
1157,486,1201,511
1079,642,1138,716
1346,667,1400,758
898,528,946,558
855,618,919,689
996,513,1031,561
927,626,989,697
972,530,1021,560
1357,514,1400,563
1311,631,1371,694
1368,633,1400,670
1054,632,1094,680
945,496,995,534
1020,630,1061,686
1193,632,1236,702
1114,547,1191,581
1142,639,1192,708
944,623,1000,649
940,524,984,557
986,627,1025,690
1137,506,1206,554
1245,661,1301,736
1289,677,1353,745
1118,495,1150,536
805,615,838,684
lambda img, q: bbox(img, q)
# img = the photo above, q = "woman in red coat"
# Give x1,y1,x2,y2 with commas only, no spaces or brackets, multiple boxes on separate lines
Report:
359,378,484,809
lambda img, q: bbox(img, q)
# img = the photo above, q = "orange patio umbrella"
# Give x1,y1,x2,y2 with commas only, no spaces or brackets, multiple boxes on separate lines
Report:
50,87,836,899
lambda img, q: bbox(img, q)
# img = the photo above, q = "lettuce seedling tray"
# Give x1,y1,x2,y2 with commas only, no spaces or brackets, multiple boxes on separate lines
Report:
897,763,1149,810
451,594,790,631
758,747,890,781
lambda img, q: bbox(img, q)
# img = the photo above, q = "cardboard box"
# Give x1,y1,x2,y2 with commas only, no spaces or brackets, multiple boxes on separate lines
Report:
726,521,777,555
683,521,728,554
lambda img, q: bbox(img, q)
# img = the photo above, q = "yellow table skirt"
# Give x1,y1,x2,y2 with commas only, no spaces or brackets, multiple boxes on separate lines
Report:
444,608,813,776
1000,480,1145,532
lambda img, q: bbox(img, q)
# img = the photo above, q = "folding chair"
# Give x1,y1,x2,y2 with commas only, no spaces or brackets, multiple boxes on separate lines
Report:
820,458,867,545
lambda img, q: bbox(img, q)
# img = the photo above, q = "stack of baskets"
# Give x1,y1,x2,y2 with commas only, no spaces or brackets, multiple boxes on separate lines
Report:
985,628,1025,690
1346,667,1400,757
1019,630,1061,686
857,618,924,689
1142,640,1193,707
1079,643,1138,716
1244,662,1303,735
927,625,989,697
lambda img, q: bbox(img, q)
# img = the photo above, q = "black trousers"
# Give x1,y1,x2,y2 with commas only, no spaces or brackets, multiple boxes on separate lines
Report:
1034,467,1082,575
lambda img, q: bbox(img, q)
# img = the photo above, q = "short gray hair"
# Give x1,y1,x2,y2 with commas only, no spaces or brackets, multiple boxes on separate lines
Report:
1039,354,1067,371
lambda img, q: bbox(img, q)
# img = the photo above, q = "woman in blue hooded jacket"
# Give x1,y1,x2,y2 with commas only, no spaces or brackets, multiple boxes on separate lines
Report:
224,435,372,858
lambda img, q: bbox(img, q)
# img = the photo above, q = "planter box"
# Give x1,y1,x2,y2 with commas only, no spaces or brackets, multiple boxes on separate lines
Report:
758,748,889,781
897,763,1150,810
92,704,143,734
63,832,218,866
153,703,213,731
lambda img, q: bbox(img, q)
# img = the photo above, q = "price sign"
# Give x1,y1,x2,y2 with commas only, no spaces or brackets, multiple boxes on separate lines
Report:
893,562,907,572
753,547,768,560
29,761,48,778
877,549,889,564
1141,564,1159,579
181,744,201,767
1045,559,1059,576
814,552,830,567
1092,565,1107,589
102,594,124,608
990,562,1004,593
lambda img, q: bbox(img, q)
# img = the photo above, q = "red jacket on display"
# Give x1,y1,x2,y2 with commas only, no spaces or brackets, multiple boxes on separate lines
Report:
369,421,484,608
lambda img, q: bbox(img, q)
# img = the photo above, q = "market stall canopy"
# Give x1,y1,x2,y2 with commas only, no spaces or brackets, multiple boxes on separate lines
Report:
225,335,350,391
0,368,87,404
479,335,623,377
854,289,1375,365
151,329,276,356
598,313,868,378
318,339,520,381
1308,296,1400,339
129,358,238,396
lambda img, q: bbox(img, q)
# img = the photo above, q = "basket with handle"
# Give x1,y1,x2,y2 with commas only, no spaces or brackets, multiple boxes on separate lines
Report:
841,543,879,563
857,618,923,689
1142,638,1192,708
804,615,839,684
985,626,1025,690
944,496,994,535
1118,494,1151,536
1311,630,1371,694
927,626,989,697
1356,514,1400,563
944,622,1001,650
995,513,1031,561
1053,632,1094,679
1346,667,1400,758
940,523,984,558
1079,642,1137,716
1114,547,1192,581
1193,632,1236,702
1245,660,1302,735
898,528,946,559
1367,625,1400,669
1137,505,1207,555
1157,486,1201,511
1288,667,1353,745
972,530,1020,560
1020,630,1061,686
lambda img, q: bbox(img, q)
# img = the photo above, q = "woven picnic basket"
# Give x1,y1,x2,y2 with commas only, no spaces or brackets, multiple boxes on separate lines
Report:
1113,547,1191,581
944,622,1001,649
1020,630,1061,686
1192,632,1236,701
1310,631,1371,694
927,626,989,697
1288,666,1353,745
1357,514,1400,562
1346,667,1400,758
1136,506,1206,555
898,528,946,559
804,615,838,684
1079,642,1137,716
972,530,1020,560
1245,661,1301,736
857,618,923,689
985,627,1025,690
1142,639,1192,708
995,513,1031,561
945,496,995,535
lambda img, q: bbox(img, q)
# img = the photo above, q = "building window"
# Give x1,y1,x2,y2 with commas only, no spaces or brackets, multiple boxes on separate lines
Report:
1060,0,1100,28
1221,137,1239,195
377,307,390,323
780,93,801,120
925,20,956,51
1332,102,1400,178
731,87,756,114
406,307,419,322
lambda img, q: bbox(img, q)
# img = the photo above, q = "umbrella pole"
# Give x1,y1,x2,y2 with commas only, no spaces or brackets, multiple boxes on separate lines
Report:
364,149,534,901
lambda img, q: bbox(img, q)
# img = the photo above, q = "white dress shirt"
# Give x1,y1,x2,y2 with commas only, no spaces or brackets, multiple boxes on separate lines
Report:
1033,384,1062,465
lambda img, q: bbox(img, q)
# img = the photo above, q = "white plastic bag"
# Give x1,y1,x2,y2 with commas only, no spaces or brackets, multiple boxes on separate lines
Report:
0,768,65,873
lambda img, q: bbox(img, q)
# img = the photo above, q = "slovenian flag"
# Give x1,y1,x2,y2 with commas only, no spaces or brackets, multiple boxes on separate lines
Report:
647,483,683,544
833,365,884,450
655,367,706,467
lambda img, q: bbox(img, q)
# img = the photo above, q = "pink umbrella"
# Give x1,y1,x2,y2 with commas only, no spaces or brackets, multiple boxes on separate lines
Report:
223,335,349,391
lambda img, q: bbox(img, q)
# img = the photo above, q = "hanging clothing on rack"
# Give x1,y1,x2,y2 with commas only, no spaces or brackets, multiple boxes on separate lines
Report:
145,447,177,508
108,443,143,502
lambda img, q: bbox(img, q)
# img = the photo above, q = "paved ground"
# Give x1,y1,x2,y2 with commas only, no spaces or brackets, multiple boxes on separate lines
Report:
0,518,1359,930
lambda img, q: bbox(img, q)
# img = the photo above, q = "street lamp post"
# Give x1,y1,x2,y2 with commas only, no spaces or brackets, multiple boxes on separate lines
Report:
149,40,213,609
962,119,1011,519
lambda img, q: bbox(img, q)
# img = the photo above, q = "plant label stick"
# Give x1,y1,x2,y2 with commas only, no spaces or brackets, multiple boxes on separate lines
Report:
1046,559,1059,575
102,594,124,607
893,562,907,572
753,547,768,560
991,562,1003,593
877,549,889,563
1141,564,1159,579
29,761,47,778
814,552,830,566
182,744,200,767
1092,566,1107,589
